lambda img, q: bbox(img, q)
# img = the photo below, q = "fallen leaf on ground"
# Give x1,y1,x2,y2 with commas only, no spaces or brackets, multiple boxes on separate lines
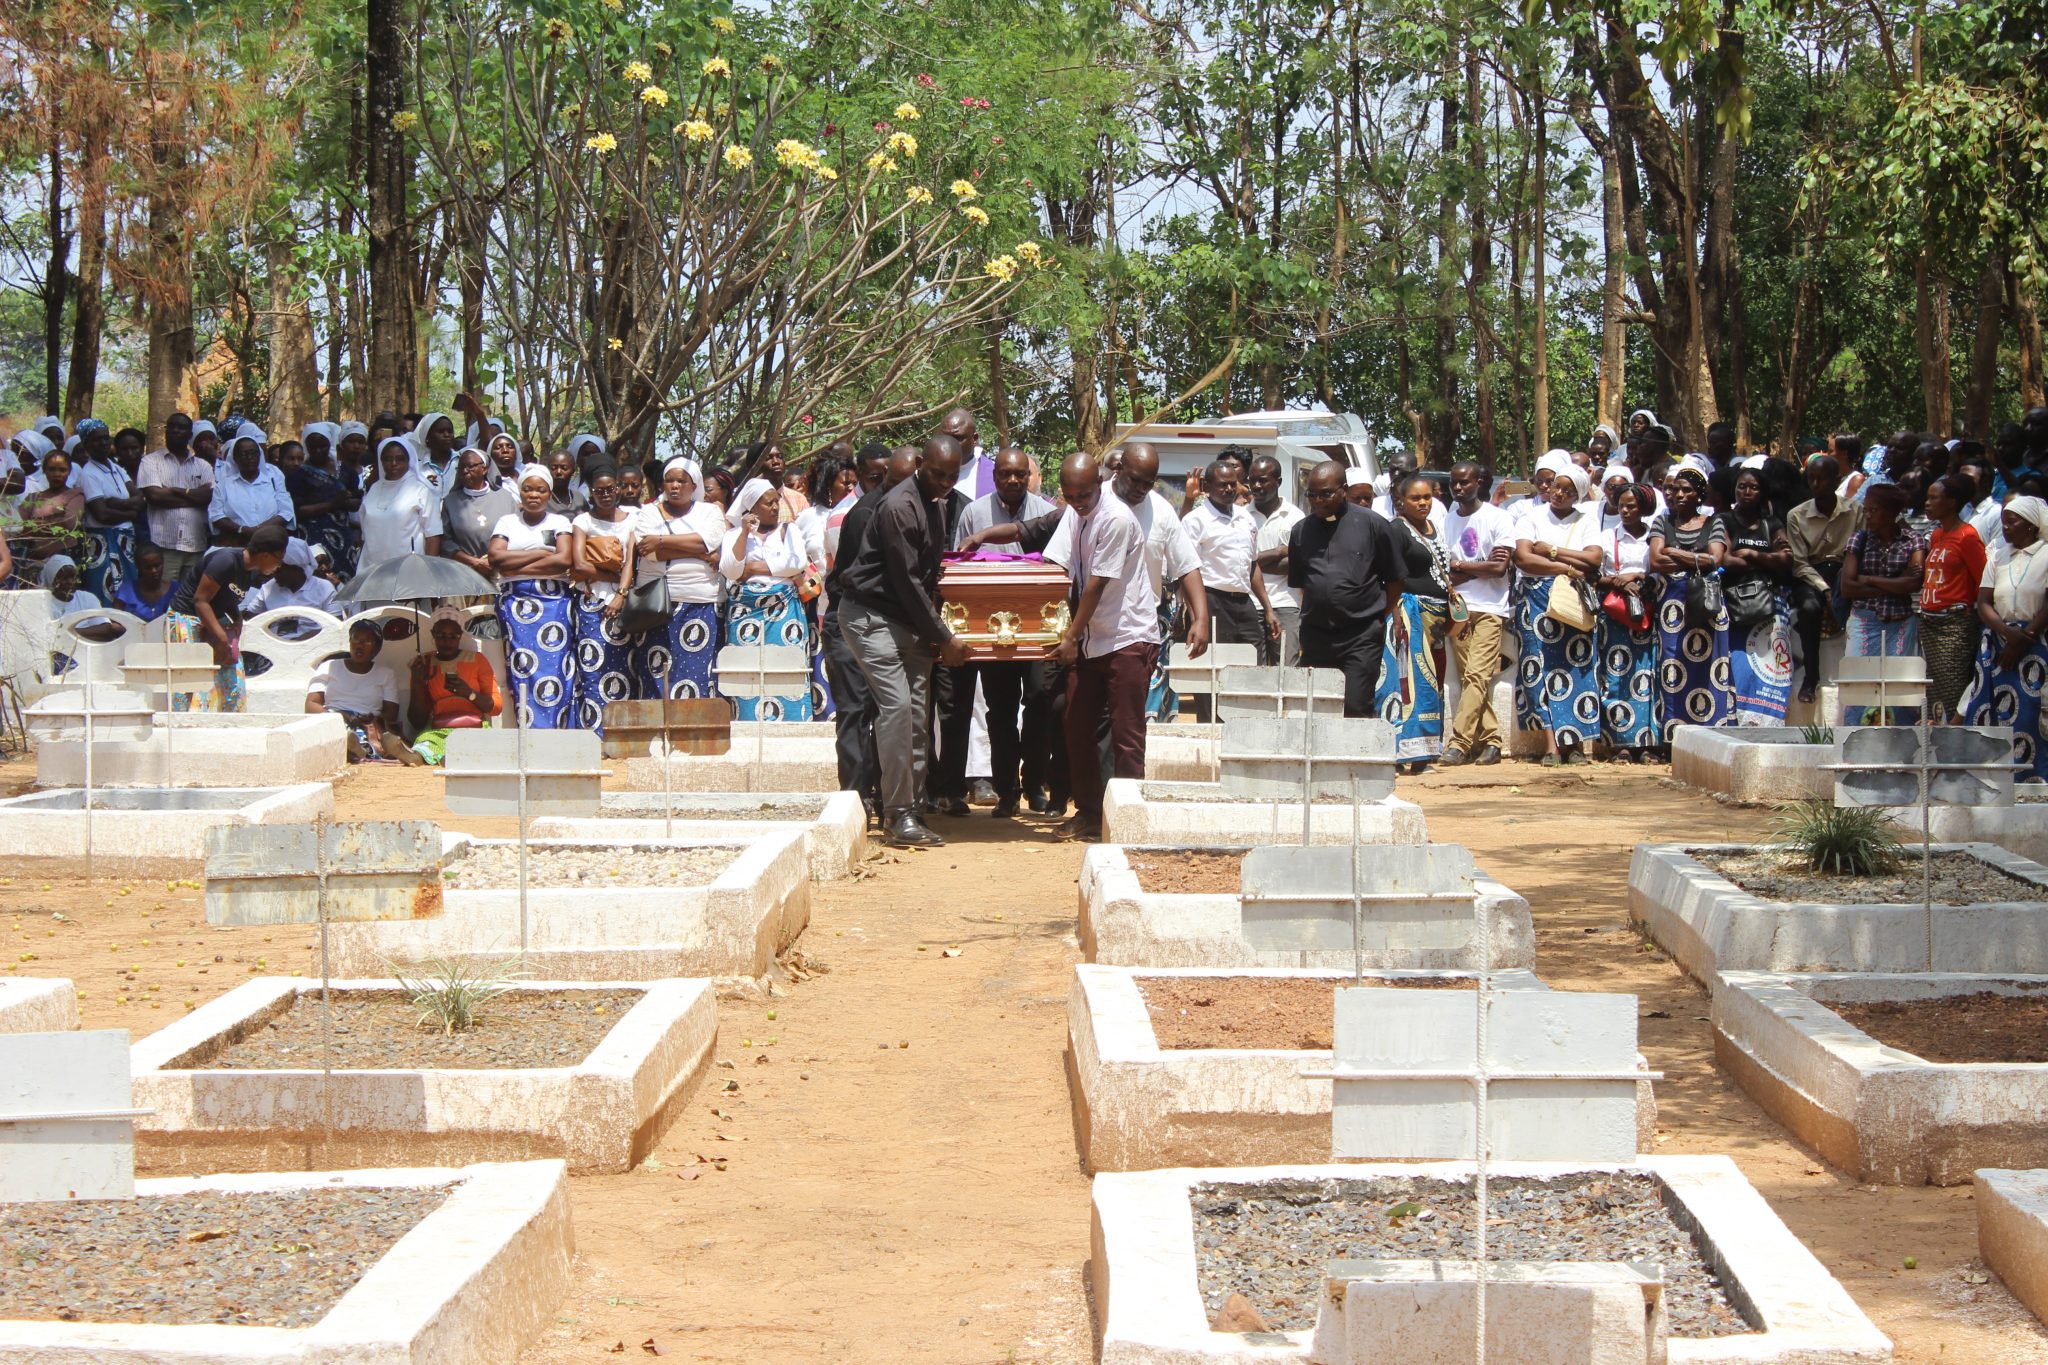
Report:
641,1340,664,1355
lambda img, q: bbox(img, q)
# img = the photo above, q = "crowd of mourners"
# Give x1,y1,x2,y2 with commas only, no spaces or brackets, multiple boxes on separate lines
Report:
5,397,2048,838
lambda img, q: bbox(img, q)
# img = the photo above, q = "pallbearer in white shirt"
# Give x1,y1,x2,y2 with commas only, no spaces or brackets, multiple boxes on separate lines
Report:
1181,461,1276,656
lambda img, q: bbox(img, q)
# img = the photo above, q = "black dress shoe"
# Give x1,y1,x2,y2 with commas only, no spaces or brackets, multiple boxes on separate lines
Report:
937,797,971,818
862,797,883,827
968,778,1000,806
1472,744,1502,766
885,811,944,847
1025,790,1050,814
1439,748,1468,767
992,796,1019,818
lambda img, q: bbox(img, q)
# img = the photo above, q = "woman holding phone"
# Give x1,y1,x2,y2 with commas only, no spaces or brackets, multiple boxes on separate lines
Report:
404,605,503,763
488,464,576,727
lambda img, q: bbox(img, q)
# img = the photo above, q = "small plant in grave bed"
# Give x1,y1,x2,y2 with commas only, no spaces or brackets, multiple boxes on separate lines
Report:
387,955,528,1035
1770,799,1903,876
1798,721,1836,745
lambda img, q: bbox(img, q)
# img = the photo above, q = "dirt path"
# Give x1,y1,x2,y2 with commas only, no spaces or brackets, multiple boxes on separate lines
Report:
5,753,2046,1361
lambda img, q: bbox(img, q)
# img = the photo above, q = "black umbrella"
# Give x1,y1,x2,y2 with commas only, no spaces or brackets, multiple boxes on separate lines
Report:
334,553,497,605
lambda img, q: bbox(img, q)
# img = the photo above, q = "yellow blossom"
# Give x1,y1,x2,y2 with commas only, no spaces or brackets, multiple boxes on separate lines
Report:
962,205,989,226
702,56,730,78
894,102,920,121
984,254,1019,282
816,164,838,181
652,41,671,57
607,337,624,351
905,184,933,205
640,84,670,108
722,144,753,170
950,178,977,200
865,151,898,173
622,61,652,82
760,54,780,71
887,130,917,158
647,152,663,167
601,0,621,10
710,15,736,33
715,101,731,118
585,132,618,154
1014,240,1044,264
544,17,571,41
392,111,419,133
679,119,714,142
775,138,821,171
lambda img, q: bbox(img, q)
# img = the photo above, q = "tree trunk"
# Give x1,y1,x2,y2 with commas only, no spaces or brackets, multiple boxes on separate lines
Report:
1431,40,1463,463
143,100,191,442
43,132,70,418
2016,272,2046,410
1723,231,1751,449
266,237,322,436
457,204,484,397
1465,51,1497,468
1530,62,1550,460
1915,252,1952,436
366,0,416,417
1964,254,2004,435
987,316,1011,445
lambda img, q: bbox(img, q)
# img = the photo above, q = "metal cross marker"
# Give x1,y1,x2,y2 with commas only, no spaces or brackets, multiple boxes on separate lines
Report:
1824,723,2025,970
715,644,808,790
1219,714,1399,803
0,1030,147,1203
1238,844,1480,962
203,821,445,926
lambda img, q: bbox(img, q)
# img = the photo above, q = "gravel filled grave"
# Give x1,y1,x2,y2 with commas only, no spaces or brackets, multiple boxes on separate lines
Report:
1689,849,2041,906
1138,975,1473,1050
0,1185,450,1327
1191,1173,1752,1338
1126,851,1245,895
1828,989,2048,1063
175,988,644,1070
440,843,736,889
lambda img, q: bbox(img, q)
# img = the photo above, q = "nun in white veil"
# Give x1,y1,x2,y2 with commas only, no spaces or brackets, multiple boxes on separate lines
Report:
357,436,444,565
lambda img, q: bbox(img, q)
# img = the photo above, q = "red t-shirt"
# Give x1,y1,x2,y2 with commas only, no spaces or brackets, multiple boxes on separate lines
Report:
1922,522,1987,613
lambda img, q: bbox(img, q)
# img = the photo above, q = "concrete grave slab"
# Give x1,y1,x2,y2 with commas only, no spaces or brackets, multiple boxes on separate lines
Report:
0,784,334,871
442,729,604,818
1101,779,1427,848
534,788,870,881
321,829,809,981
1313,1258,1665,1365
0,1159,571,1364
1077,844,1528,970
1329,987,1642,1163
204,820,445,927
1218,715,1396,801
0,978,80,1034
132,976,714,1175
1670,725,1834,805
1091,1158,1891,1364
0,1029,137,1201
34,712,347,789
1712,970,2048,1185
1871,803,2048,867
622,721,842,793
1628,842,2048,986
1069,964,1668,1172
1975,1168,2048,1328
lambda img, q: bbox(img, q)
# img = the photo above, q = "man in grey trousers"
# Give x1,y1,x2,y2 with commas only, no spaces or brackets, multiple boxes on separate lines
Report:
836,435,971,848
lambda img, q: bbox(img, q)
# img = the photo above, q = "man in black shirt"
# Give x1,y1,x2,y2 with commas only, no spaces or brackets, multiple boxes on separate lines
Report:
1287,461,1405,717
820,442,895,822
838,435,971,848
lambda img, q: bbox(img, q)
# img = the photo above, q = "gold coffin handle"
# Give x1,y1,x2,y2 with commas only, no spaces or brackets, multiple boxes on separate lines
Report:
941,600,1072,646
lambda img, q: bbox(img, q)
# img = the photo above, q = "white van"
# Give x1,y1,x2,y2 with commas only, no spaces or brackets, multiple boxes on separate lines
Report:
1107,409,1378,509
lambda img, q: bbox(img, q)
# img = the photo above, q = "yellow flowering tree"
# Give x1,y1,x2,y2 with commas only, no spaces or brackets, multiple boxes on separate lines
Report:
416,0,1029,455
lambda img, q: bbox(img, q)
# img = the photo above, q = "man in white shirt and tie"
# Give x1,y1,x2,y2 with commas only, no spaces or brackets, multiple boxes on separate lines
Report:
1181,460,1276,656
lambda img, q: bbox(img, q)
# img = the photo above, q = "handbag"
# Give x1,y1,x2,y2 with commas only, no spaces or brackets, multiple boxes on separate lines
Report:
1684,569,1726,630
1543,574,1595,631
616,515,677,635
1722,573,1775,631
1601,583,1649,632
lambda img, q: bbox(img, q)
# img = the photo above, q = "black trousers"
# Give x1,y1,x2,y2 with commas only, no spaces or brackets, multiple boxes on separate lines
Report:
975,660,1059,800
1299,617,1388,718
1208,587,1264,648
821,608,878,801
1790,560,1843,689
929,661,973,800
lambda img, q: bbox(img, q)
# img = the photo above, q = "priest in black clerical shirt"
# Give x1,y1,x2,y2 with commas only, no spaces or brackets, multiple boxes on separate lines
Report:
1286,460,1406,717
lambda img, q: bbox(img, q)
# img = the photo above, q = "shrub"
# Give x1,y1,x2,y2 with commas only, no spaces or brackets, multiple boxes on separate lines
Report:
1798,722,1836,746
388,955,525,1034
1771,800,1903,876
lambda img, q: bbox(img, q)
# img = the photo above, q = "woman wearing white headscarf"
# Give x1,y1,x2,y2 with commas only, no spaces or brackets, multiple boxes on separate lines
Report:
1511,462,1604,764
628,456,726,701
717,476,814,721
489,464,577,727
357,436,445,566
288,421,360,575
484,432,523,489
412,412,459,491
1964,496,2048,778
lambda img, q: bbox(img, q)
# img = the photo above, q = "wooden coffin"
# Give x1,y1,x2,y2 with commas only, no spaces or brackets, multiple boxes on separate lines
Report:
937,557,1073,662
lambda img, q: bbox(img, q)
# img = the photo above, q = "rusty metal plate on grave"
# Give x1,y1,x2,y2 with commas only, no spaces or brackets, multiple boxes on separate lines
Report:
601,698,732,758
204,820,445,926
1831,725,2018,808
